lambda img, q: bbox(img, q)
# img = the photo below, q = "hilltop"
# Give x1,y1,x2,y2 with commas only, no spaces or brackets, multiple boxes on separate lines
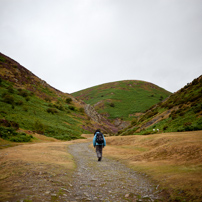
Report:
72,80,171,125
0,53,117,142
119,75,202,135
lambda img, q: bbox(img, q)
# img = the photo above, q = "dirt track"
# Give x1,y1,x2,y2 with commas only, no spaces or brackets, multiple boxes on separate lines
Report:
0,139,164,202
67,142,163,201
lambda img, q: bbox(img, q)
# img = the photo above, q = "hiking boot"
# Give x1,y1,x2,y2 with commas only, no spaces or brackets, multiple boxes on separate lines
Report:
98,157,101,161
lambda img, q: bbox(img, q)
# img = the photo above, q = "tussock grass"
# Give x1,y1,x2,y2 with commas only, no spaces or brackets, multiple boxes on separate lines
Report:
0,140,75,201
104,131,202,201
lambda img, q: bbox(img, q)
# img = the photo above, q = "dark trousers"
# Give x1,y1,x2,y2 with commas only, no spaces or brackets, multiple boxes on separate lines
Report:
96,145,103,159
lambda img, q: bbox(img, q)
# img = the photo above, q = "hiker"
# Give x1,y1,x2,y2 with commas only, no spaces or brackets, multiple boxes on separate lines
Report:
93,129,106,161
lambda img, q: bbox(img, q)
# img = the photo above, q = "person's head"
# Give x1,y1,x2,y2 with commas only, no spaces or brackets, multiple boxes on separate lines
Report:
94,129,100,135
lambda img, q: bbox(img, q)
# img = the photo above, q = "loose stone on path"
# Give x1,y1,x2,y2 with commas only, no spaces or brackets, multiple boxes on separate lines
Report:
68,142,163,202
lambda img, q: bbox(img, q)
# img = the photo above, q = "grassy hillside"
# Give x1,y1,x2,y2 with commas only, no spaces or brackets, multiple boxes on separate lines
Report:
0,53,116,142
119,75,202,136
72,80,171,121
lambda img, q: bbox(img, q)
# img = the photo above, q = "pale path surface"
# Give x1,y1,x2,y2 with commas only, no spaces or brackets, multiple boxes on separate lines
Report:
68,142,163,202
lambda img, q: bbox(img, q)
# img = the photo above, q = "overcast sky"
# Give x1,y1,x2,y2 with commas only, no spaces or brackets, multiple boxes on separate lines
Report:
0,0,202,93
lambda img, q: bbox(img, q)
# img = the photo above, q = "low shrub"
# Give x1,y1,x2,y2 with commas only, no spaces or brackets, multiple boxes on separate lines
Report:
44,97,51,102
53,104,64,111
16,100,24,106
23,107,28,112
2,94,14,105
109,103,115,107
18,89,29,97
131,118,138,126
79,107,84,113
68,106,75,111
0,126,33,142
0,119,19,129
7,86,15,94
0,55,6,62
47,108,58,114
34,120,45,134
193,104,202,113
66,98,72,104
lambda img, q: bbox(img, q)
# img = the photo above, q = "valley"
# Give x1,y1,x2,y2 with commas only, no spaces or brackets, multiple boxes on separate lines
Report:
0,52,202,201
0,131,202,201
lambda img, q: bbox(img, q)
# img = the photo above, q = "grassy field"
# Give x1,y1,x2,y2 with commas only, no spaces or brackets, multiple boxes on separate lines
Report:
1,131,202,201
103,131,202,201
0,133,91,201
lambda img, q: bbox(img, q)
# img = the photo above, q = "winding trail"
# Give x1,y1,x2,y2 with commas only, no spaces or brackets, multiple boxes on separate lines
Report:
68,142,163,202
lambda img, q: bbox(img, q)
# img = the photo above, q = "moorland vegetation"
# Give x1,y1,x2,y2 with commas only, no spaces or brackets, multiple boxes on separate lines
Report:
118,75,202,136
72,80,171,121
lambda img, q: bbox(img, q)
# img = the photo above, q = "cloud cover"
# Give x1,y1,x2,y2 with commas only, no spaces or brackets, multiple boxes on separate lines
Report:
0,0,202,93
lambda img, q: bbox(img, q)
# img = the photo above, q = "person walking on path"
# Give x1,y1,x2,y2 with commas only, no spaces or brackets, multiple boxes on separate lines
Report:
93,129,106,161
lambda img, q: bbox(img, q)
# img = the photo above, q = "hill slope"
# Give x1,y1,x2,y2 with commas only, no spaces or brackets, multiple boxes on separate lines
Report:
119,75,202,136
0,53,117,142
72,80,171,122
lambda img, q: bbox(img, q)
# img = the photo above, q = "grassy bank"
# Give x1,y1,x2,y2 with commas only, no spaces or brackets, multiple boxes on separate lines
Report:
104,131,202,201
0,135,74,201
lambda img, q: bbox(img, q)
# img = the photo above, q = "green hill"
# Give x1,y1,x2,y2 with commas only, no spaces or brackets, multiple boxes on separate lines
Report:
0,53,117,142
72,80,171,121
119,75,202,136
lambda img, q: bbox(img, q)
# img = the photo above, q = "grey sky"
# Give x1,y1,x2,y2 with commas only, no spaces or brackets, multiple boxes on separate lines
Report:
0,0,202,93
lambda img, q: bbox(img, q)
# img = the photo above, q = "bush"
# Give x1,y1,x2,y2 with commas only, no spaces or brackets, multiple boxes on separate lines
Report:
193,104,202,113
8,86,15,93
47,108,58,114
25,97,30,102
16,100,24,106
0,119,19,129
109,103,115,107
23,107,28,112
2,94,14,105
68,106,75,111
53,104,64,111
131,118,137,126
163,125,168,130
0,126,33,142
66,98,72,104
0,55,6,62
34,120,45,134
159,96,163,101
45,97,51,102
18,89,29,97
79,107,84,114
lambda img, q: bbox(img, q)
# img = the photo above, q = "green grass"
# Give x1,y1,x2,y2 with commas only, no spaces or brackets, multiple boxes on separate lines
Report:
119,75,202,135
72,80,171,121
0,80,87,141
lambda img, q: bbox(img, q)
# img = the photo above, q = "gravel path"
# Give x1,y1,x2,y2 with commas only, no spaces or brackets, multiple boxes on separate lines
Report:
68,142,163,202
